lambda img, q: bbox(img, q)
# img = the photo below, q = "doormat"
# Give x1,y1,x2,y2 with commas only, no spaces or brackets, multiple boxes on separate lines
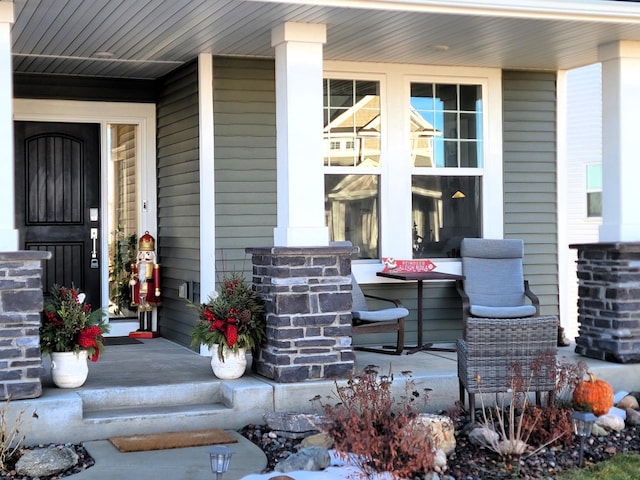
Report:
109,429,238,452
103,337,143,346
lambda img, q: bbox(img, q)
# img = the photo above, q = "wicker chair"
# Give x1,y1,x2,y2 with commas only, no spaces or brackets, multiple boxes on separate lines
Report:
351,276,407,355
456,238,557,423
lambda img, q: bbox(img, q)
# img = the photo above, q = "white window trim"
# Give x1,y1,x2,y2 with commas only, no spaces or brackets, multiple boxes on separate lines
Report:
324,61,503,283
13,98,157,306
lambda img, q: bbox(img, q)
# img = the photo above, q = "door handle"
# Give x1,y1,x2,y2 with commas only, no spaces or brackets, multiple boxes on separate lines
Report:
90,228,99,268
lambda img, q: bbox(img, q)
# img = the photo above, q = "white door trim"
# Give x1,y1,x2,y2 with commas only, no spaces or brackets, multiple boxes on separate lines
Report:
13,99,157,313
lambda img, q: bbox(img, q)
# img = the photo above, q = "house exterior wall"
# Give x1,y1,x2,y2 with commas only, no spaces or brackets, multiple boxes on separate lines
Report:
212,57,277,272
565,64,602,339
502,70,559,318
156,60,201,346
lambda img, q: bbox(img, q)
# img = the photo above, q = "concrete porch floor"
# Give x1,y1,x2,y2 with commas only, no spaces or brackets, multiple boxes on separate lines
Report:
15,337,640,447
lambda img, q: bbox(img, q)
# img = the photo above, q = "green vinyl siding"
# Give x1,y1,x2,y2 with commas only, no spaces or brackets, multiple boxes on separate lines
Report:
502,70,559,316
156,60,201,346
213,57,277,273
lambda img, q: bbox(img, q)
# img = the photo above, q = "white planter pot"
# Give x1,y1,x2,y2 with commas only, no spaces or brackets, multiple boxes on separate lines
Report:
50,351,89,388
210,344,247,379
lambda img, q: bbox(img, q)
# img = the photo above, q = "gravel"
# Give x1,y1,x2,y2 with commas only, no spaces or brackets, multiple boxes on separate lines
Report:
238,417,640,479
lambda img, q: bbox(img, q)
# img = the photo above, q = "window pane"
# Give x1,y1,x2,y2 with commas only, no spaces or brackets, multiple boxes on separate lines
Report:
325,174,379,259
108,124,138,319
586,164,602,190
587,192,602,218
459,85,481,111
410,82,482,168
412,176,481,258
324,79,381,167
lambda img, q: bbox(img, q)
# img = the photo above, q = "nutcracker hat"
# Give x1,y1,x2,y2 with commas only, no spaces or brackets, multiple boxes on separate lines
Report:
139,231,156,251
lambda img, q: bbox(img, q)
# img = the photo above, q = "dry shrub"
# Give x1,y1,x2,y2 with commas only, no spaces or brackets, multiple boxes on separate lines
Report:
475,352,589,458
524,357,588,449
0,397,33,470
314,365,435,479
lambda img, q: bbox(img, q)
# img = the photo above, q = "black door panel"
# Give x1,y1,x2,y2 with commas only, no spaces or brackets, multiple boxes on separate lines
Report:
15,122,101,306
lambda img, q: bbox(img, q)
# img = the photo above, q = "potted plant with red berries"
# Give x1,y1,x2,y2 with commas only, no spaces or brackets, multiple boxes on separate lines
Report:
190,273,266,379
40,284,110,388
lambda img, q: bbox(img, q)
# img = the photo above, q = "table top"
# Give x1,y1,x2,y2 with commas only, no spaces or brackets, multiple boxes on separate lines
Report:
376,271,464,281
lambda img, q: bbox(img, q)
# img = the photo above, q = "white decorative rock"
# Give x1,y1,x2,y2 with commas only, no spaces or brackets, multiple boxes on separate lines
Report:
607,406,627,421
596,413,625,432
408,413,456,455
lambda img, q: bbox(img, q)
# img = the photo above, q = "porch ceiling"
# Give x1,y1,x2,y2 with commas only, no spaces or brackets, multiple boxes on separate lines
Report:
10,0,640,80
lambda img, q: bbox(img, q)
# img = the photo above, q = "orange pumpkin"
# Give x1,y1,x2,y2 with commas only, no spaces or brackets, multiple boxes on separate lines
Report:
572,372,614,416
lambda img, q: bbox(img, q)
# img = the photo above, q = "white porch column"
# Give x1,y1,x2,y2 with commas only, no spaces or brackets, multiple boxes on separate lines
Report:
271,23,329,246
0,2,17,251
598,41,640,242
198,53,216,301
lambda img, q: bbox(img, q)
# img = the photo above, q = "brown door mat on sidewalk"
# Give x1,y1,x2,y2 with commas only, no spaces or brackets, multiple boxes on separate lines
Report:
109,428,238,452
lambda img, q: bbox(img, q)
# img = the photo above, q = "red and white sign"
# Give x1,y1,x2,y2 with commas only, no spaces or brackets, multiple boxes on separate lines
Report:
381,258,437,273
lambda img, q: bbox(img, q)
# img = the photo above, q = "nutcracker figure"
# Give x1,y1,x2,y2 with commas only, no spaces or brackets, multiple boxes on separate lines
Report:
129,231,161,336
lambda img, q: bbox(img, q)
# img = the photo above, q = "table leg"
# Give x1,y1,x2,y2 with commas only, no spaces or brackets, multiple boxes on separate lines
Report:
407,280,432,354
406,279,455,353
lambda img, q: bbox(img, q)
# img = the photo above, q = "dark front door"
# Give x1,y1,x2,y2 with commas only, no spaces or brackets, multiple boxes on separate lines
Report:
15,121,101,306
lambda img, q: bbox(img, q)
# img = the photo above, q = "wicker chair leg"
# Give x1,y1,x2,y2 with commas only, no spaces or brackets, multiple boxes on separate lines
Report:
536,391,541,406
469,392,476,424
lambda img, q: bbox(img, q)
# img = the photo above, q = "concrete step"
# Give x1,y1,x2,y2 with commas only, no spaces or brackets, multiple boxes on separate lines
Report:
79,382,224,411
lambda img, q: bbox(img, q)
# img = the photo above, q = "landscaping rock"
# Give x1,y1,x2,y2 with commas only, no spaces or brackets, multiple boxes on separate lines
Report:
607,406,627,421
433,448,448,471
626,407,640,426
617,394,640,410
274,446,331,473
15,445,78,477
264,412,323,439
597,414,625,432
468,425,499,448
614,390,629,404
591,423,609,436
409,413,456,455
299,432,333,449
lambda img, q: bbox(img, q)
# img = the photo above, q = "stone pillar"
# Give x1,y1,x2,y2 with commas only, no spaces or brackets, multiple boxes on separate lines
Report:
571,242,640,363
246,245,355,383
0,251,51,399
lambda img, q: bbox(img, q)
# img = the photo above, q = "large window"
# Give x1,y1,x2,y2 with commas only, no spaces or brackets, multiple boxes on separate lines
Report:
324,79,381,259
410,83,483,258
323,64,499,267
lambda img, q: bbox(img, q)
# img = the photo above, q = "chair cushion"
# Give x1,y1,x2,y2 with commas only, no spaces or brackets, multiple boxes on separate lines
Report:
353,307,409,322
469,304,537,318
461,238,524,259
461,238,529,307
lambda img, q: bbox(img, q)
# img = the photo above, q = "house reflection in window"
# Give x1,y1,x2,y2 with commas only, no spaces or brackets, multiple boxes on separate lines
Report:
325,174,379,259
412,176,481,258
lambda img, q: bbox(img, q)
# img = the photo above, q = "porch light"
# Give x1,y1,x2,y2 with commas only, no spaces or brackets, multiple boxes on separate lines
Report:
451,190,466,199
209,445,234,480
572,411,596,467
